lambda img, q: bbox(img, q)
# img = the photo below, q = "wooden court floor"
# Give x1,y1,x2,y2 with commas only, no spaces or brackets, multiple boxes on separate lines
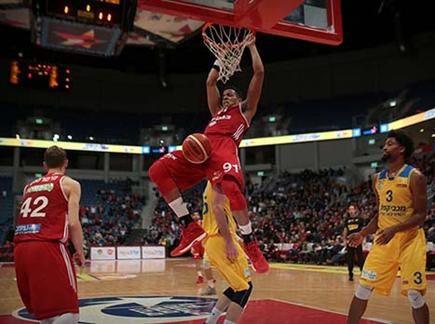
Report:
0,259,434,323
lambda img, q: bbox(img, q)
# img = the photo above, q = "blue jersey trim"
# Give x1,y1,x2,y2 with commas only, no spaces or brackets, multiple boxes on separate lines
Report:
399,165,413,178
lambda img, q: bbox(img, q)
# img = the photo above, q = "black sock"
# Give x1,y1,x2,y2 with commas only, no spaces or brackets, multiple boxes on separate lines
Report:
179,214,193,227
242,233,255,243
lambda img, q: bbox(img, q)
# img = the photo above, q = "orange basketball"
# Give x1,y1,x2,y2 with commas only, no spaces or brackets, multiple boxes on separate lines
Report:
182,133,212,164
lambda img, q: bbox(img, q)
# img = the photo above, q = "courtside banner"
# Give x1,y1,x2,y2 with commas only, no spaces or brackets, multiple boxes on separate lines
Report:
90,247,116,260
142,246,166,259
90,260,116,273
117,246,141,260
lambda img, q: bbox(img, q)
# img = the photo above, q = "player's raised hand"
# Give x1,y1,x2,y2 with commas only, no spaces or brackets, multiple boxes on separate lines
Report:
347,232,363,247
73,251,85,267
246,33,256,48
225,239,239,262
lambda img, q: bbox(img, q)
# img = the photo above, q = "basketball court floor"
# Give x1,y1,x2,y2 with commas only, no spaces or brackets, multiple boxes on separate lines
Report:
1,259,434,323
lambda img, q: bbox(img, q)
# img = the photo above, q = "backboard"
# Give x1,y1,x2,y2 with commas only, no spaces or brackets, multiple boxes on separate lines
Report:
138,0,343,45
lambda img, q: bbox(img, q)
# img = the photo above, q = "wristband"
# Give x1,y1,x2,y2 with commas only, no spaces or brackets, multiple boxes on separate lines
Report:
212,59,221,71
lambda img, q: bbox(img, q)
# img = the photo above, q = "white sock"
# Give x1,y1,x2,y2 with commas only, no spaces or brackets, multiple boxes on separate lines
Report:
208,279,215,288
205,307,224,324
224,319,235,324
239,222,252,235
168,197,189,218
197,271,203,277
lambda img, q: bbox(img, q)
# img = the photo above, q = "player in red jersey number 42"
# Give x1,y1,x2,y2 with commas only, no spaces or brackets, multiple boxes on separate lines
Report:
14,146,84,323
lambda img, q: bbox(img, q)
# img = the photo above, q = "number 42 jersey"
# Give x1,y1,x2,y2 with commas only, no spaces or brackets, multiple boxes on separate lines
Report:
14,173,69,244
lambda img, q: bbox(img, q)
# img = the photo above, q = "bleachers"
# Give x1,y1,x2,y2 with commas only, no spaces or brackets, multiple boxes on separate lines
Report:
0,176,13,246
78,179,106,206
3,80,434,145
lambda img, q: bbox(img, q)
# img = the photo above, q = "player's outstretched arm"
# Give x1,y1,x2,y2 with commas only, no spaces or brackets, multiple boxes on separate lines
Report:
64,177,85,266
206,63,221,115
242,37,264,124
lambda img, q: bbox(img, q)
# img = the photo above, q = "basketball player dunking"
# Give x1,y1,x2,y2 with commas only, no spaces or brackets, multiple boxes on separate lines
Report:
149,36,268,273
347,131,430,324
14,146,84,324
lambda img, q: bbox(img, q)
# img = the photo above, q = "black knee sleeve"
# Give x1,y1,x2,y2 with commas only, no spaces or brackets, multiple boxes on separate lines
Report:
223,287,235,300
230,282,253,308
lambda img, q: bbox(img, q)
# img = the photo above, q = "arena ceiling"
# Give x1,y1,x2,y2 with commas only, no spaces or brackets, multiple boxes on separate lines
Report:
0,0,434,73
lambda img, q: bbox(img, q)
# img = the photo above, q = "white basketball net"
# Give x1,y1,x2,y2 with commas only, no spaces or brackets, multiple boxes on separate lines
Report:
202,24,254,84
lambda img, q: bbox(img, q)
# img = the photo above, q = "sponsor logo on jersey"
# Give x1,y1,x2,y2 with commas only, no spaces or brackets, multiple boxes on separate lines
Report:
376,180,384,190
212,170,223,182
347,224,359,231
208,114,231,127
15,296,216,323
26,183,54,193
379,204,407,217
14,224,41,235
361,270,377,281
244,267,251,278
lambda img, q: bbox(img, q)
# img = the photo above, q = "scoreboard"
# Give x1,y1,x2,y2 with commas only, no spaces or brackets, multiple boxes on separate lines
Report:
31,0,137,57
9,60,71,91
46,0,125,26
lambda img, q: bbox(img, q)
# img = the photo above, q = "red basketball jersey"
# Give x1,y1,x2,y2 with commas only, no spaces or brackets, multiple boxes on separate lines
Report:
14,173,69,244
204,103,249,146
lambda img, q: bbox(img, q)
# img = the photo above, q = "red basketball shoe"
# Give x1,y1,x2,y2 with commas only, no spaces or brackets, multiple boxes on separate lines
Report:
171,221,207,257
196,275,205,284
243,240,269,273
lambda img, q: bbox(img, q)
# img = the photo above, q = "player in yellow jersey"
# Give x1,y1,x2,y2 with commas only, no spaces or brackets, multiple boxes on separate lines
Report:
347,131,429,324
201,181,252,324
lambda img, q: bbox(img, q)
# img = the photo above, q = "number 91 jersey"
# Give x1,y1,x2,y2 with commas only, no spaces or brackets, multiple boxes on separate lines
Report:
14,173,69,244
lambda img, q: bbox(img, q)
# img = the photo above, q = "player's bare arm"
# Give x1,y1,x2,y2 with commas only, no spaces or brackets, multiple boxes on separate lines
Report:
206,63,221,115
63,177,85,266
348,174,379,247
242,37,264,124
211,186,238,262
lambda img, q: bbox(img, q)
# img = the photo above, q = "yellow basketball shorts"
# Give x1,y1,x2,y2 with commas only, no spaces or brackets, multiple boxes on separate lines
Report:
360,228,427,296
204,235,251,292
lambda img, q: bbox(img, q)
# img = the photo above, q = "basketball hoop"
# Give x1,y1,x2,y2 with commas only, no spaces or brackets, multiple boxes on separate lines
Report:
202,23,254,84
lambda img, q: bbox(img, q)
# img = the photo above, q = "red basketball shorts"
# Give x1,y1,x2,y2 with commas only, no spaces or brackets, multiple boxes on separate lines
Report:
149,135,245,196
14,241,79,320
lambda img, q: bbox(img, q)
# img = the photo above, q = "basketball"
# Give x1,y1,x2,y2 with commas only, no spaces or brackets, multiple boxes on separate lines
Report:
182,133,212,164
